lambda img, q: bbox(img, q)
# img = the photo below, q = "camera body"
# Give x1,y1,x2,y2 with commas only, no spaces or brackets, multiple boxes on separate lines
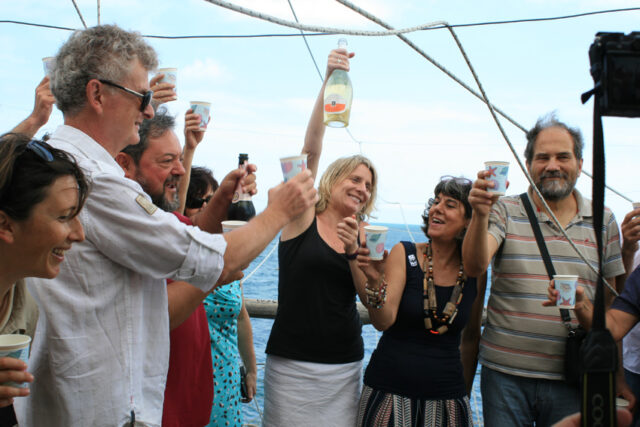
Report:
588,31,640,117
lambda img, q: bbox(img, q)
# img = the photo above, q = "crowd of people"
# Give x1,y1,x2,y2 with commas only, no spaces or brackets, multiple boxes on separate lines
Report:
1,23,640,427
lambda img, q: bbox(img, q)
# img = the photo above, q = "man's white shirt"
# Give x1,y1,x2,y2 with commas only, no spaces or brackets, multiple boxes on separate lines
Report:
15,125,226,427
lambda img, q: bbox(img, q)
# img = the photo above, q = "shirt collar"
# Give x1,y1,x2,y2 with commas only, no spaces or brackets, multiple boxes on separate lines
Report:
524,186,591,222
51,125,125,177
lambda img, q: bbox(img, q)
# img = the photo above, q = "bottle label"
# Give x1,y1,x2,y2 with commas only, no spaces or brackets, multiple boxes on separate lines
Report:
324,93,346,114
232,161,248,204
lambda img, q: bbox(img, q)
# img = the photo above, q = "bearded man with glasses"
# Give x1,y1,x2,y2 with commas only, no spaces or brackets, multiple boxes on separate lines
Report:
15,25,317,427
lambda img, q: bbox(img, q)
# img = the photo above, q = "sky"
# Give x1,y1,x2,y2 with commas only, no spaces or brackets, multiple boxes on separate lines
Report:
1,0,640,226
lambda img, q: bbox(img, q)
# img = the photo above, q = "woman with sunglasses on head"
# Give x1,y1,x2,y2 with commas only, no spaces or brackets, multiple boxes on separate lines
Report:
0,133,88,423
185,167,257,427
262,48,378,427
340,176,486,427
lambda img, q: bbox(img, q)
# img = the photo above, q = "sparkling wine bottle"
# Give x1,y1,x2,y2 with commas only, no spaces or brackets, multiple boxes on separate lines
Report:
323,38,353,128
227,153,256,221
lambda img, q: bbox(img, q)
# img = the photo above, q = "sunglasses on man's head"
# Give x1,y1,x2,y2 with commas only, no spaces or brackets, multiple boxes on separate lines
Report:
99,79,153,112
186,195,212,210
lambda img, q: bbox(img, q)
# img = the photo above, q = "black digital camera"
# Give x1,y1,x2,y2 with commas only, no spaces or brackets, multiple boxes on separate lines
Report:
587,31,640,117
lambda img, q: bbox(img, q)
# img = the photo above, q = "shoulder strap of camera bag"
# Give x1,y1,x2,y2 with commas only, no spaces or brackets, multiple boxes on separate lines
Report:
519,193,571,325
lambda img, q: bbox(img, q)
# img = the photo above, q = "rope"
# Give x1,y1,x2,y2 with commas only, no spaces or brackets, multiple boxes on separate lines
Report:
337,0,619,296
70,0,88,29
242,240,278,283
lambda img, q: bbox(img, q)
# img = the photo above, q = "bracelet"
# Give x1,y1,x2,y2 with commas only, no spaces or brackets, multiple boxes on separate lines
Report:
365,274,388,309
343,250,358,260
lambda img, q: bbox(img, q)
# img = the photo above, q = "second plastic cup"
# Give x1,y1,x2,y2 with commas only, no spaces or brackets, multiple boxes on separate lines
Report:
156,67,177,92
221,220,247,233
42,57,55,76
554,275,579,309
364,225,388,261
279,155,308,182
0,334,32,388
484,161,509,196
190,101,211,131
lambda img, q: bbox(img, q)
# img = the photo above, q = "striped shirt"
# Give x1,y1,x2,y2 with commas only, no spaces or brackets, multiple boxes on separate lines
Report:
479,188,624,380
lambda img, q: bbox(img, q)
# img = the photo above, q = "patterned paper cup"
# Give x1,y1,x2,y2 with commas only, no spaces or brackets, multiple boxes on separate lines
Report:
0,334,31,388
42,57,55,76
156,67,177,93
190,101,211,131
484,161,510,196
553,275,578,309
364,225,388,261
279,155,308,182
221,220,247,233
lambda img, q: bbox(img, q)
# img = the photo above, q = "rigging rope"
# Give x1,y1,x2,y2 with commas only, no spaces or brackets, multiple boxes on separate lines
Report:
70,0,88,29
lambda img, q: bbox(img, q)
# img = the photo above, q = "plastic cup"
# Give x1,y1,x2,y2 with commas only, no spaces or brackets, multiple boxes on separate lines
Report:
279,155,308,182
0,334,31,388
156,67,177,93
633,202,640,210
364,225,388,261
553,275,579,309
484,161,510,196
221,220,247,233
190,101,211,131
42,57,55,75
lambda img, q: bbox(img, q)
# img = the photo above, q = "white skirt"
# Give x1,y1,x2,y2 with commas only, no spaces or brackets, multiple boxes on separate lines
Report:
263,354,363,427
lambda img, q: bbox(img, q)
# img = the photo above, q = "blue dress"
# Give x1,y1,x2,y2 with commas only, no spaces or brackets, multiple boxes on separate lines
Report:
204,281,243,426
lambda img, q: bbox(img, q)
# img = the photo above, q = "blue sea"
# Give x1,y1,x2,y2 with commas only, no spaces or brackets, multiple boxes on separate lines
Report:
239,223,488,426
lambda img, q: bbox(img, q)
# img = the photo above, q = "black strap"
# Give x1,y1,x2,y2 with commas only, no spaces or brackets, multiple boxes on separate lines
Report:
519,192,572,324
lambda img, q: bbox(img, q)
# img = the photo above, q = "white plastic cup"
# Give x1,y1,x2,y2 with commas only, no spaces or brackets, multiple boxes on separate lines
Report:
221,220,247,233
553,275,579,309
42,57,55,75
190,101,211,131
279,155,308,182
484,161,510,196
0,334,31,388
156,67,177,93
364,225,388,261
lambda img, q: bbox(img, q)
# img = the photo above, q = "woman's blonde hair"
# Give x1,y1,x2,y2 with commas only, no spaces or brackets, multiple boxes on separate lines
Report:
315,155,377,222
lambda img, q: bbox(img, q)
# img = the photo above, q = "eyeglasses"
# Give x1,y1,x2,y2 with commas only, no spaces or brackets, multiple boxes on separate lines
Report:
99,79,153,112
186,195,212,210
25,139,54,162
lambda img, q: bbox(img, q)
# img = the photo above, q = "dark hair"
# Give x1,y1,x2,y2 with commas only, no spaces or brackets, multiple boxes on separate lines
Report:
186,166,219,206
121,110,175,164
421,176,472,245
524,113,583,165
0,133,89,221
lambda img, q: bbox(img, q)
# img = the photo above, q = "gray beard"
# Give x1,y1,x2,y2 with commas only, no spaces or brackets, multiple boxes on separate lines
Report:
151,192,179,213
536,175,576,202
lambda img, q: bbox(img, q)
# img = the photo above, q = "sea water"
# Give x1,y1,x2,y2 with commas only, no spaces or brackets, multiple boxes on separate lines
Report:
239,223,488,426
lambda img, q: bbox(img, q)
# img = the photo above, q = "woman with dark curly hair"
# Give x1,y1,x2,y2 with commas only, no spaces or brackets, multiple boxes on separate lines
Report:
342,176,486,427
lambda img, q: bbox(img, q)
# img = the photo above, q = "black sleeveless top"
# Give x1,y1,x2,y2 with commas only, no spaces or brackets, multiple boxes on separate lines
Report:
364,241,477,400
266,218,364,363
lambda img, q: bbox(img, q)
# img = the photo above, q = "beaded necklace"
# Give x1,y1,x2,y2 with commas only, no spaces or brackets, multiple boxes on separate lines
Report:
422,243,466,335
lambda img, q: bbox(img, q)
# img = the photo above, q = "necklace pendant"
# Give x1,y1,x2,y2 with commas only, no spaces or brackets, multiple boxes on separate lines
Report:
424,317,433,330
443,301,456,317
449,309,459,324
436,325,448,334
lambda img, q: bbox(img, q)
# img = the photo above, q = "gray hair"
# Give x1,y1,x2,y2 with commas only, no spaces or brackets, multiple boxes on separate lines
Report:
524,113,583,165
121,110,175,164
51,25,158,115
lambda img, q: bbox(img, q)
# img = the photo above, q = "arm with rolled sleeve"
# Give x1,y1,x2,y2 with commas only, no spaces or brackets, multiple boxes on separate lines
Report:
82,171,226,291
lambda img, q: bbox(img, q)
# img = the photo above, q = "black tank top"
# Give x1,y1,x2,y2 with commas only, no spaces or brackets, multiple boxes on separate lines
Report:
266,218,364,363
364,241,477,399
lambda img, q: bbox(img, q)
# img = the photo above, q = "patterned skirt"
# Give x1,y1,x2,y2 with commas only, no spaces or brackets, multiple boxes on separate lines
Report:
356,385,473,427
